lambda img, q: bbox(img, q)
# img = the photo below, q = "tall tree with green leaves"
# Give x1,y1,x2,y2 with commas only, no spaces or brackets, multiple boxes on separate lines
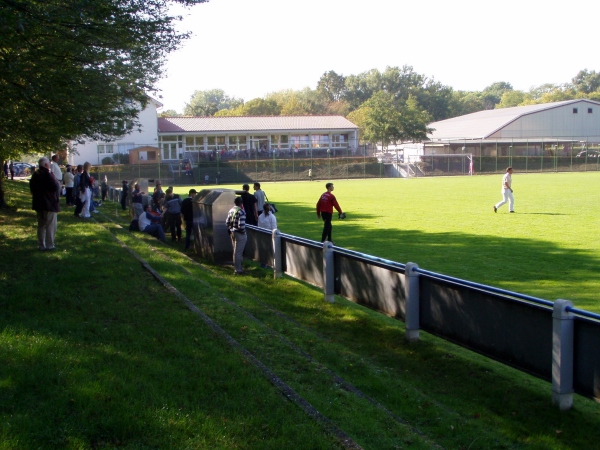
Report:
184,89,243,116
0,0,207,207
316,70,347,102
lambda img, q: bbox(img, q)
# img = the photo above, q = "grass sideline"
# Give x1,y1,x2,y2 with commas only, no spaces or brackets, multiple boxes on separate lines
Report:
2,179,600,449
214,172,600,312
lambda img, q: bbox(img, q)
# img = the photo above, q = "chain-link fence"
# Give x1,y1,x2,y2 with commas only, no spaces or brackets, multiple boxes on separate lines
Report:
93,141,600,186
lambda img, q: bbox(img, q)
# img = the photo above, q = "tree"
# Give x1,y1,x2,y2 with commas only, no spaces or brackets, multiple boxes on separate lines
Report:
159,109,182,117
398,96,433,142
496,90,527,108
361,91,403,149
480,82,514,109
571,69,600,95
316,70,346,102
0,0,207,207
184,89,243,116
215,98,281,116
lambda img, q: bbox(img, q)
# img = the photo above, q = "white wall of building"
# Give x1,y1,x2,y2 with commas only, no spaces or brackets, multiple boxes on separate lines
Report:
491,100,600,140
69,98,161,166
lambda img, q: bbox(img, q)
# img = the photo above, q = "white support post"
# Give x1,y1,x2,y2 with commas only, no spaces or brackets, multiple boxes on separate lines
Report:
552,299,574,410
404,262,420,342
272,229,282,279
323,241,335,303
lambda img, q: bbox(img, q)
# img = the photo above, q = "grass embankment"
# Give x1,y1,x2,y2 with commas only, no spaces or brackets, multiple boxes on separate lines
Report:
1,179,600,449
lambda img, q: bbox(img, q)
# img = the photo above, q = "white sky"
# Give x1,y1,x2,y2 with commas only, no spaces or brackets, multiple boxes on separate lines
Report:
155,0,599,112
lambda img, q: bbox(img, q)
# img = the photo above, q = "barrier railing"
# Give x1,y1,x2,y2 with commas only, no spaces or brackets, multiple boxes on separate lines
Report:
245,225,600,410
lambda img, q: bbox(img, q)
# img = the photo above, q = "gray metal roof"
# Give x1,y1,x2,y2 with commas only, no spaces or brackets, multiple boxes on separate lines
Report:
427,99,600,140
158,115,358,133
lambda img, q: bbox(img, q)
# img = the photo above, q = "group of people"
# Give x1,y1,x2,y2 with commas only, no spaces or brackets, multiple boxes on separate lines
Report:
3,161,15,180
226,182,277,275
131,180,194,247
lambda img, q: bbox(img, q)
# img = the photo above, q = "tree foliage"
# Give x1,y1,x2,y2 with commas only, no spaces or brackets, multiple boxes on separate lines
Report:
184,89,243,116
0,0,206,158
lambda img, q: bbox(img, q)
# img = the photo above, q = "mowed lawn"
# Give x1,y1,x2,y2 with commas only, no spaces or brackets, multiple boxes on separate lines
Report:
213,171,600,311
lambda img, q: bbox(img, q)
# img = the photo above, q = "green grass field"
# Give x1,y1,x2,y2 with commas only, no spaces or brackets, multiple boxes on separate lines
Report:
212,172,600,312
2,178,600,449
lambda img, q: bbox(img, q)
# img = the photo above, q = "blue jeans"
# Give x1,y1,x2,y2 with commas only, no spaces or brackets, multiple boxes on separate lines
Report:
144,223,166,242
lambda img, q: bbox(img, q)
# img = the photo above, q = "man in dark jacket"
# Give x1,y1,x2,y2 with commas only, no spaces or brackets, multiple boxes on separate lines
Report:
30,157,61,251
181,188,196,250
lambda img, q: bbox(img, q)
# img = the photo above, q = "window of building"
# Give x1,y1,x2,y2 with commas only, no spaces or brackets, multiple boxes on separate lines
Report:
98,144,114,154
588,108,593,113
573,108,578,114
332,134,349,148
311,134,329,148
185,136,204,151
290,135,310,149
118,143,135,154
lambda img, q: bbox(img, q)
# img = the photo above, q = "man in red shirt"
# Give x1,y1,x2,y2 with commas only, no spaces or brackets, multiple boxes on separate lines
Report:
316,182,343,243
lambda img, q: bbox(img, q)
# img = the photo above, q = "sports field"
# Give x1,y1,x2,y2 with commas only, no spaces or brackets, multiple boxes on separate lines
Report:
212,171,600,312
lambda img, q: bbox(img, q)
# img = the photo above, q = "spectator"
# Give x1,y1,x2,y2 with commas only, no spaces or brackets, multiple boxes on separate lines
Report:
164,188,182,241
139,204,166,242
257,203,278,269
225,196,247,275
253,182,266,216
120,180,129,210
73,165,84,217
50,154,63,183
29,157,60,251
63,167,74,206
79,162,93,218
240,183,258,226
181,189,197,250
101,176,108,202
131,183,144,218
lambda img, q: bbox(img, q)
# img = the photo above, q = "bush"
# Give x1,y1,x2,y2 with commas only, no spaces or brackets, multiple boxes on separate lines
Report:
112,153,130,164
101,157,114,165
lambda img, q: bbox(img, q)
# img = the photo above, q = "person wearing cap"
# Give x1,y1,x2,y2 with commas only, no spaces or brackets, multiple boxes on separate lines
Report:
181,188,197,250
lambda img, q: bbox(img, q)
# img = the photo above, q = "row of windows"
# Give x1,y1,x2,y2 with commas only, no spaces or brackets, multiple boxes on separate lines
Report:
573,108,593,114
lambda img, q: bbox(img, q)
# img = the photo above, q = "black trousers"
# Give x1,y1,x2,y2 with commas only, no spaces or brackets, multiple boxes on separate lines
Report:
321,212,333,242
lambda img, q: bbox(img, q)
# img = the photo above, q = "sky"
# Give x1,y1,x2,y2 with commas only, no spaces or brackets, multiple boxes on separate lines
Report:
155,0,599,113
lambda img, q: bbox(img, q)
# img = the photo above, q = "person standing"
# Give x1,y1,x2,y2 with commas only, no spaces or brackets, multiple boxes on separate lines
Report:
131,183,144,218
73,165,83,216
120,180,129,210
316,182,343,243
226,197,247,275
164,189,182,241
253,182,266,216
181,188,197,250
29,157,60,251
50,154,63,183
79,162,93,218
9,161,14,180
152,181,164,212
494,167,515,213
63,167,74,206
240,183,258,226
101,176,108,202
3,161,8,179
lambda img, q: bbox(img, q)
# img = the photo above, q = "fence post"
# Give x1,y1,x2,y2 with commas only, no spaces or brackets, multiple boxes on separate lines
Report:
273,229,282,279
552,299,574,410
323,241,335,303
404,262,420,342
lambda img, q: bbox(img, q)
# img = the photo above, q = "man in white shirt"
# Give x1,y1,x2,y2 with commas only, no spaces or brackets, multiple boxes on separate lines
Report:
253,182,266,215
494,167,514,213
50,154,63,183
139,204,166,241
